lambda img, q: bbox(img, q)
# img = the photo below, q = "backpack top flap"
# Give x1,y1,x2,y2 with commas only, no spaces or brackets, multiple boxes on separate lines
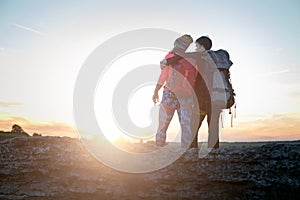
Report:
208,49,233,69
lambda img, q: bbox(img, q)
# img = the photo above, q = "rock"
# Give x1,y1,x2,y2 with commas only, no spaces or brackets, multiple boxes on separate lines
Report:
0,137,299,199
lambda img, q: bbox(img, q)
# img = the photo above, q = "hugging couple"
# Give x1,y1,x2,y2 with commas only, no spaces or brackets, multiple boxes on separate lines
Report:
153,34,233,150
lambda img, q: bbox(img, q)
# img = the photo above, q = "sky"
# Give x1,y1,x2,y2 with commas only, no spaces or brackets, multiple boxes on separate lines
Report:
0,0,299,142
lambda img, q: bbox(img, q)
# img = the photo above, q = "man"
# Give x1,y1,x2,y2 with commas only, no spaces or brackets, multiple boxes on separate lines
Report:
153,34,197,148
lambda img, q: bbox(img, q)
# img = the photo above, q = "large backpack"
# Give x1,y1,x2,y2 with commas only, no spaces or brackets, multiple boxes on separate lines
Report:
207,49,235,110
166,53,197,96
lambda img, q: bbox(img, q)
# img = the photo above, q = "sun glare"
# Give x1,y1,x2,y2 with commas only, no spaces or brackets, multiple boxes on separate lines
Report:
94,49,171,143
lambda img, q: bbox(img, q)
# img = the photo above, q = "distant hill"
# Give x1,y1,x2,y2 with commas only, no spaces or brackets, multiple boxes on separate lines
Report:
0,124,42,141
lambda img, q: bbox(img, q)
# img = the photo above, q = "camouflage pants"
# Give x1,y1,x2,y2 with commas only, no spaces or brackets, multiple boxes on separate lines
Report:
156,90,193,148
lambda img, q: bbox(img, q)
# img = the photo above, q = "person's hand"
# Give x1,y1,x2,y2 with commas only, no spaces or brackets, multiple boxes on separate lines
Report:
152,93,159,104
160,59,167,69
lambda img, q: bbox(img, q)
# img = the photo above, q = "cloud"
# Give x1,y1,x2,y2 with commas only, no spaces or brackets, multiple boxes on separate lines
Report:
13,23,47,36
256,69,290,77
287,89,300,99
0,115,77,138
268,69,290,75
221,113,300,141
0,101,23,108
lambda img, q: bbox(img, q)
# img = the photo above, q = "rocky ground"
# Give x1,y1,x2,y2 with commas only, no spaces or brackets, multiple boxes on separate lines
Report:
0,136,299,199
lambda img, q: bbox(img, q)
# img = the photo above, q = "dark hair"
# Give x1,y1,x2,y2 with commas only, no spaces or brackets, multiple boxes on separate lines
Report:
195,36,212,50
